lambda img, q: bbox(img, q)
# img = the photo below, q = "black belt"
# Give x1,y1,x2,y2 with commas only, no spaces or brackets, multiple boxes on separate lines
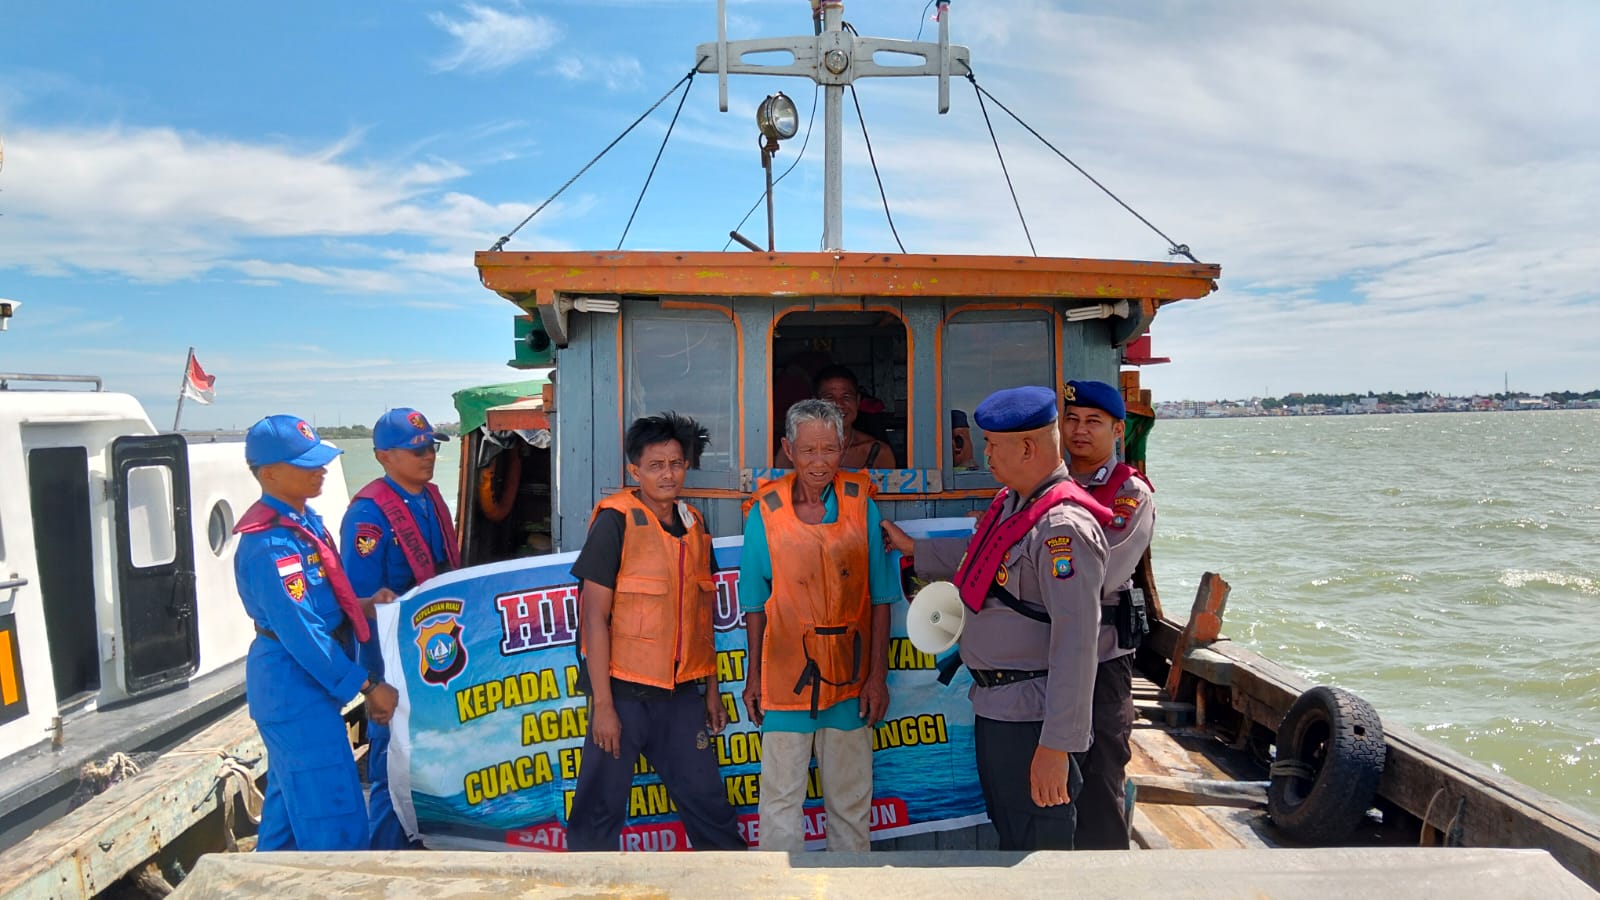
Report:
256,622,352,643
968,668,1048,688
1101,588,1139,625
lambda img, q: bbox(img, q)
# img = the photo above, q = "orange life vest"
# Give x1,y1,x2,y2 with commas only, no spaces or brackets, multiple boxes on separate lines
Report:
582,490,718,690
754,471,873,716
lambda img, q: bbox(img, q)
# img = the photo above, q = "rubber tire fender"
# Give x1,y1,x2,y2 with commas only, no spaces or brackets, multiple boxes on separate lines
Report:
1267,685,1386,843
477,448,522,523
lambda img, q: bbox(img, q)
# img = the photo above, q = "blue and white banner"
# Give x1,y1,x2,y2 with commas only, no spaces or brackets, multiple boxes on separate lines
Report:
379,519,980,851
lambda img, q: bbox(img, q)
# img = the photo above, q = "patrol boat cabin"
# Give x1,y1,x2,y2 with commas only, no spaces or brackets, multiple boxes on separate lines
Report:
0,355,350,850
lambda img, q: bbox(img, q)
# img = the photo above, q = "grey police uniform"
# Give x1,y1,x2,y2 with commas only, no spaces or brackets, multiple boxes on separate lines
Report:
1071,456,1155,850
912,462,1108,850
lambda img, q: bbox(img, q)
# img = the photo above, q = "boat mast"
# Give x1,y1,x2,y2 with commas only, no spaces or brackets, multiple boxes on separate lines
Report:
699,0,969,251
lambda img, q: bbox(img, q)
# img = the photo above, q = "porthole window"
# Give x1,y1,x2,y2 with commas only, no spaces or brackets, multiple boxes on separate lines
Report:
207,500,235,557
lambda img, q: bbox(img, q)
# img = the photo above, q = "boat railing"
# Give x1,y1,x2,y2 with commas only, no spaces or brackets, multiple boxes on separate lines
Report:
0,373,104,391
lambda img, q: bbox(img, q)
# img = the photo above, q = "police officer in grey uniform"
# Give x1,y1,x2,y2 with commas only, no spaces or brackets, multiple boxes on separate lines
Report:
884,386,1107,850
1062,379,1155,849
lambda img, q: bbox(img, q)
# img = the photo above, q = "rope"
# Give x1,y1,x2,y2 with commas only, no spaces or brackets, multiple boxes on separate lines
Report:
848,84,906,254
967,73,1035,256
489,63,705,252
1268,759,1315,781
723,85,820,251
959,64,1202,264
617,67,699,250
1419,787,1446,846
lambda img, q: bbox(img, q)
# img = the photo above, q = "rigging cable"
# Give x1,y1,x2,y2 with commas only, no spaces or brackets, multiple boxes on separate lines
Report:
966,72,1036,257
488,60,706,252
960,64,1200,264
617,68,698,249
722,84,821,251
848,83,907,254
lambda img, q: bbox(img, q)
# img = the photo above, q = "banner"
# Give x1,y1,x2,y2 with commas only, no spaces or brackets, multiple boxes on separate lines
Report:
182,351,216,404
379,518,982,851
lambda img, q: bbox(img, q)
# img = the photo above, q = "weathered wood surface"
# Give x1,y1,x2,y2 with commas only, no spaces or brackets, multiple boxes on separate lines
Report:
1163,572,1230,701
1183,637,1600,890
0,707,266,900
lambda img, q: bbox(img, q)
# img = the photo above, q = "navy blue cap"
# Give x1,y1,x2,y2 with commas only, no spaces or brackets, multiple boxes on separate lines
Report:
373,408,451,451
951,409,969,429
245,415,343,469
1064,380,1126,420
973,386,1058,433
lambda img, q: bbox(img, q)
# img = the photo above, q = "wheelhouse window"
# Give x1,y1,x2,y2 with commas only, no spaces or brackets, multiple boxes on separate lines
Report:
624,310,738,474
942,311,1054,481
771,310,908,468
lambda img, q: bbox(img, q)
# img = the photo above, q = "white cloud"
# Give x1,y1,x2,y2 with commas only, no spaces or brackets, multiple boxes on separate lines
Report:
430,4,559,74
552,54,644,90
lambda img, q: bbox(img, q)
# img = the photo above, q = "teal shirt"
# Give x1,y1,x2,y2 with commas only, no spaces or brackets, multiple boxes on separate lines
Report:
739,482,900,733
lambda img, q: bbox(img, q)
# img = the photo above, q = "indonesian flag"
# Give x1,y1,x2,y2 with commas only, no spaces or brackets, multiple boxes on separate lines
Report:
182,352,216,404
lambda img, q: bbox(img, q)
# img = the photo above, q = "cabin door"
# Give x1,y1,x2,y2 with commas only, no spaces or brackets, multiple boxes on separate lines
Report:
110,435,200,694
26,446,102,706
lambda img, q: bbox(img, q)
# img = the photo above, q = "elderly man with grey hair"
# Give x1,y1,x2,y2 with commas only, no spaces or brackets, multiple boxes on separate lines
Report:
739,398,899,851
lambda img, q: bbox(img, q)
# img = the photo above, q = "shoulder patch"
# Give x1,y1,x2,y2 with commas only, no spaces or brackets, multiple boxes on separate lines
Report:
276,554,308,602
762,491,784,511
355,522,382,557
631,508,649,527
843,480,860,497
1047,536,1073,579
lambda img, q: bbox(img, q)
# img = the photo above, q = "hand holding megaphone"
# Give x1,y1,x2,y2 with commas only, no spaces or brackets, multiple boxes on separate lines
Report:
906,581,965,655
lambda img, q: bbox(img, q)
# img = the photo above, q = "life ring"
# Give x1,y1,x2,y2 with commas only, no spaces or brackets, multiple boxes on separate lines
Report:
477,449,522,523
1267,685,1386,843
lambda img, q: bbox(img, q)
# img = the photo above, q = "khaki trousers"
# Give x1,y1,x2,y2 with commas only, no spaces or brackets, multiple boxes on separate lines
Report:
757,727,873,851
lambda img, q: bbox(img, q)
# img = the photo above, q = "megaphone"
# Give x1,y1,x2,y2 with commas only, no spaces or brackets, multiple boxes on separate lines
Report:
906,581,965,655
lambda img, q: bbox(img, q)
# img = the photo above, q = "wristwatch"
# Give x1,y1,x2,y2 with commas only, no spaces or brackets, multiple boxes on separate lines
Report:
360,676,383,696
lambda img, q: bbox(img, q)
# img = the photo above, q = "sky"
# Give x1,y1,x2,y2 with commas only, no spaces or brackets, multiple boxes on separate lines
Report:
1,0,1597,429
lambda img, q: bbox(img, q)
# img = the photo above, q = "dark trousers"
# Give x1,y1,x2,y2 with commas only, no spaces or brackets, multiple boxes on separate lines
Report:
974,716,1083,851
566,685,745,851
1075,654,1136,849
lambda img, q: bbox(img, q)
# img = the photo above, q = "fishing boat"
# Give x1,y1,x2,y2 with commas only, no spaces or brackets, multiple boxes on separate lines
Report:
8,2,1599,896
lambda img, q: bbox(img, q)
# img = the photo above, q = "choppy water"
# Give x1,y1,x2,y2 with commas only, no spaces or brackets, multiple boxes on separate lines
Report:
339,411,1600,818
1149,410,1600,817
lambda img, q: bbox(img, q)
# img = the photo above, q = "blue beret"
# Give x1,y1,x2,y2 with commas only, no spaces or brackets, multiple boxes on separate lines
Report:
973,386,1058,433
1064,380,1126,420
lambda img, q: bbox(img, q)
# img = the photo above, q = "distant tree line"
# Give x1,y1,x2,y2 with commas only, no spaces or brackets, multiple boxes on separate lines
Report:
318,423,461,439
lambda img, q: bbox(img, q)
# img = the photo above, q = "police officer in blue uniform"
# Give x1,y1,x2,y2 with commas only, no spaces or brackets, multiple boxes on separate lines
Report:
341,407,457,849
233,414,399,851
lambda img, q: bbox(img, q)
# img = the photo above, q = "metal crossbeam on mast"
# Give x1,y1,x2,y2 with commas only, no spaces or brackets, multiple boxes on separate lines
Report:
697,0,968,251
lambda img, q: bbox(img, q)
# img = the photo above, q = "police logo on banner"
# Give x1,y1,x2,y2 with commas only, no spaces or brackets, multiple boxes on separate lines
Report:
413,599,468,686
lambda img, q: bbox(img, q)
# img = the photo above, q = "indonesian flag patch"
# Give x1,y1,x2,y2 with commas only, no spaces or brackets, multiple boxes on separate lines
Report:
276,554,308,602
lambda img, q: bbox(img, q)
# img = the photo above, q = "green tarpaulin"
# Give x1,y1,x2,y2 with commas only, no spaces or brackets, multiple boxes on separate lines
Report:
451,379,548,435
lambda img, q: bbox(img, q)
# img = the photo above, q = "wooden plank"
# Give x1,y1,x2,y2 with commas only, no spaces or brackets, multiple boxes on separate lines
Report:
0,707,268,899
1163,573,1230,700
1129,776,1268,810
1129,807,1172,850
1134,699,1195,726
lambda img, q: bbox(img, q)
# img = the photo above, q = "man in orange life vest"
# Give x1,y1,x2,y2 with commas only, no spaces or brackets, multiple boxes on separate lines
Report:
741,398,897,852
1062,380,1155,849
566,413,744,851
340,407,459,849
233,415,399,850
884,386,1109,850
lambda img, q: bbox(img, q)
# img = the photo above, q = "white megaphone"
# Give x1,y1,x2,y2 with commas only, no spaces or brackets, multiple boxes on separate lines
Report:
906,581,966,655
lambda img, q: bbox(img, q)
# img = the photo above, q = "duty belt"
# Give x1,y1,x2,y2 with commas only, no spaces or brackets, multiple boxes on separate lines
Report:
967,668,1048,688
256,622,353,644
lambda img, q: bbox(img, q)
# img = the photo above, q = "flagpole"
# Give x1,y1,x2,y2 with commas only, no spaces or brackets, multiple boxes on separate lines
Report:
173,346,194,432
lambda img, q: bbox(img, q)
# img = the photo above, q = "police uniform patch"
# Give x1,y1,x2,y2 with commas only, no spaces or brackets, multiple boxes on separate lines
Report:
296,420,315,441
1046,536,1073,579
1110,496,1139,531
995,565,1009,587
275,554,307,602
355,522,382,557
408,411,427,430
